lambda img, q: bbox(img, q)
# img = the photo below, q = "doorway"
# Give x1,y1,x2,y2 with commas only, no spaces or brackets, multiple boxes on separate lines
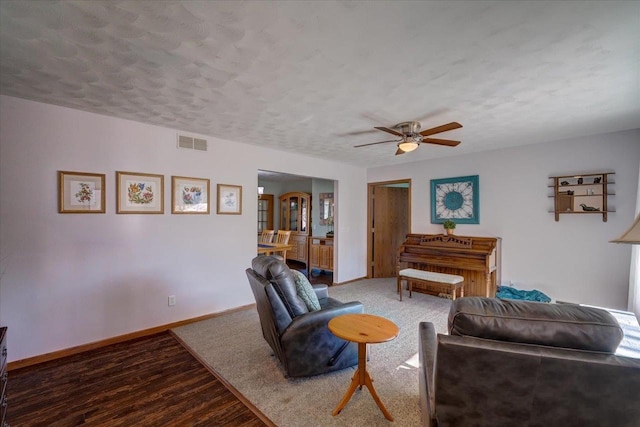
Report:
258,170,336,285
367,180,411,278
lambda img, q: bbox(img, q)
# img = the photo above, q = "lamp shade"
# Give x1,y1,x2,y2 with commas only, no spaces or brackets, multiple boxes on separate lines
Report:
611,213,640,244
398,141,419,152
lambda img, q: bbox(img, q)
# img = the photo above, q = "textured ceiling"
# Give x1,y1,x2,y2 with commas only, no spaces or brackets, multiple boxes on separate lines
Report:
1,1,639,167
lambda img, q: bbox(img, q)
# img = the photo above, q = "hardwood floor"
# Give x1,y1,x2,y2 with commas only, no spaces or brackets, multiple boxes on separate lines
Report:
7,262,332,426
7,332,270,426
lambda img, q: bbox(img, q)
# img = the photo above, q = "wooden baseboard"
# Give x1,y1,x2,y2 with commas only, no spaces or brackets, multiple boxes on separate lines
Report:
333,275,367,286
8,304,256,371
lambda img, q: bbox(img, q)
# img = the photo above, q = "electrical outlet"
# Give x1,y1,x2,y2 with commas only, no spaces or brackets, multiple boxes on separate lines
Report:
168,295,176,306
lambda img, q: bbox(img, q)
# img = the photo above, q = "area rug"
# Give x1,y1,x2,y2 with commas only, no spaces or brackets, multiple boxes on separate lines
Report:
173,278,452,426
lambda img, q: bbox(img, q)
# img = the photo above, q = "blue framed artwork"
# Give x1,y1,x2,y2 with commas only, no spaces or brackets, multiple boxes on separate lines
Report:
430,175,479,224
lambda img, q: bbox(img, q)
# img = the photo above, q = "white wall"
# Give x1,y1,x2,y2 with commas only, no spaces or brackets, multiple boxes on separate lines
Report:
368,129,640,309
0,96,367,362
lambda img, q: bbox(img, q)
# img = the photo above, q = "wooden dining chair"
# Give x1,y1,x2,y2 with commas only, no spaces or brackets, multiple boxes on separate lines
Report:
260,230,274,244
272,230,292,262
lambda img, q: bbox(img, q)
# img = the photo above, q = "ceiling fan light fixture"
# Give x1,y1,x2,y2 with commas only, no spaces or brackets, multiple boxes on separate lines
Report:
354,120,462,154
398,141,419,152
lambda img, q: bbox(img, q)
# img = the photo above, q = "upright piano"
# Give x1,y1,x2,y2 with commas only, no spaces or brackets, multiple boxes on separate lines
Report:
397,234,501,297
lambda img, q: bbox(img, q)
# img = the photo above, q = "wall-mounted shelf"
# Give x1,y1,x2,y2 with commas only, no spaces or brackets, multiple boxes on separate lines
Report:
549,172,614,222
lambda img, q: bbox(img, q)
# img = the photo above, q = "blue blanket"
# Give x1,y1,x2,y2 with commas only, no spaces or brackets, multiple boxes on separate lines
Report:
496,286,551,302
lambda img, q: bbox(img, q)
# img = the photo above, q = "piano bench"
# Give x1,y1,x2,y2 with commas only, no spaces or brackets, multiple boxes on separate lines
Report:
397,269,464,301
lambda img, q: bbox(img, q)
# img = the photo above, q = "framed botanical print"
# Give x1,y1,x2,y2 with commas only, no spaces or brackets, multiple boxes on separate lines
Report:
217,184,242,215
116,171,164,214
431,175,479,224
171,176,210,214
58,171,106,213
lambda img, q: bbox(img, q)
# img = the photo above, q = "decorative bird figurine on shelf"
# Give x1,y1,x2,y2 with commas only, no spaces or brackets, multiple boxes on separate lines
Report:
580,203,600,211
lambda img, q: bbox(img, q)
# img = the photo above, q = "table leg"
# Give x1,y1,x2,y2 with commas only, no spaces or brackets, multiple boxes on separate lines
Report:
332,342,393,421
364,369,394,421
332,370,360,416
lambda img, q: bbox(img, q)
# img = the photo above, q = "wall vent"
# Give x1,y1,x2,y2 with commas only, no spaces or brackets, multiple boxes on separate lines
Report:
177,134,207,151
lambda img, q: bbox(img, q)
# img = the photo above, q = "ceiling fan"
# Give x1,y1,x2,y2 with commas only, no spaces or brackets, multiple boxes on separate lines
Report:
354,121,462,155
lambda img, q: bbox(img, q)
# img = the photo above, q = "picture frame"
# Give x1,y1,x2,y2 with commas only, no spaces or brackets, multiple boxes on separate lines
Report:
217,184,242,215
116,171,164,214
58,171,106,213
171,176,210,214
430,175,479,224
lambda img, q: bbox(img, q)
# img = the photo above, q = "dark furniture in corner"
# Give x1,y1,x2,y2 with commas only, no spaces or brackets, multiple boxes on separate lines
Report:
1,327,6,427
246,256,363,377
419,297,640,427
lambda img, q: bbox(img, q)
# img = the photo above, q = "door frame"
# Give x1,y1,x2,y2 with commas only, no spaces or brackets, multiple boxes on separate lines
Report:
367,179,412,278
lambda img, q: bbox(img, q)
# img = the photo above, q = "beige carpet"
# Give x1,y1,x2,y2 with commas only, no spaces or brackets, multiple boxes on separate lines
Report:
173,278,452,426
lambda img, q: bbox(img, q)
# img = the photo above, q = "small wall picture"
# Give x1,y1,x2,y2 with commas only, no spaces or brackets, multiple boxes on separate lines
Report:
172,176,210,214
217,184,242,215
116,171,164,214
58,171,106,213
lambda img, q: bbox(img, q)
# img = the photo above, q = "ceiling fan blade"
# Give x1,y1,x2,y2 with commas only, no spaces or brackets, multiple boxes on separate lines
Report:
419,122,462,137
422,137,461,147
354,139,401,148
395,148,406,155
374,126,404,137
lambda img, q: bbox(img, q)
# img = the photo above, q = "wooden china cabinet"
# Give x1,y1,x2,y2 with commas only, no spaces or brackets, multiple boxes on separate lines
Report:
279,192,311,267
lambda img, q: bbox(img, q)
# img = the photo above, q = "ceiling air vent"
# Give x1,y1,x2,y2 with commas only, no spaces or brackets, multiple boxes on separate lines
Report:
177,134,207,151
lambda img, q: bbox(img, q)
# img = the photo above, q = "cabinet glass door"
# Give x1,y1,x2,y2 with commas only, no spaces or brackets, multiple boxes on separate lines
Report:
300,197,307,232
289,198,299,231
279,192,311,235
280,201,287,230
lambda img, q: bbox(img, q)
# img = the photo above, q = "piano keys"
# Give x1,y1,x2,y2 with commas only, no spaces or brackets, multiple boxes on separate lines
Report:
397,234,501,298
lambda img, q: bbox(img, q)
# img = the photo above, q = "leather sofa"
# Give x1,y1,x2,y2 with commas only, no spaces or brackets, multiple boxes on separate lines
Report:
419,297,640,427
246,256,363,377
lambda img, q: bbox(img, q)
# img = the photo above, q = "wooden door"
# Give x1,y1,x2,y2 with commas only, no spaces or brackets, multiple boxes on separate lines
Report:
257,194,274,234
370,183,410,278
320,245,332,270
310,243,320,267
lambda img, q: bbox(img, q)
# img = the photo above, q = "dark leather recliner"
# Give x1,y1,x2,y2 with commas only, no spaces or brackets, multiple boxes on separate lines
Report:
246,256,363,377
419,297,640,427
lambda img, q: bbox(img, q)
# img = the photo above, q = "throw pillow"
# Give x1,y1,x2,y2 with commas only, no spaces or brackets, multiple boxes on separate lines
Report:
291,270,321,311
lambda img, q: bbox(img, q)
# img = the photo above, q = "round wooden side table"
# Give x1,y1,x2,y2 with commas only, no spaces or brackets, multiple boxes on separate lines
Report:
328,313,399,421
